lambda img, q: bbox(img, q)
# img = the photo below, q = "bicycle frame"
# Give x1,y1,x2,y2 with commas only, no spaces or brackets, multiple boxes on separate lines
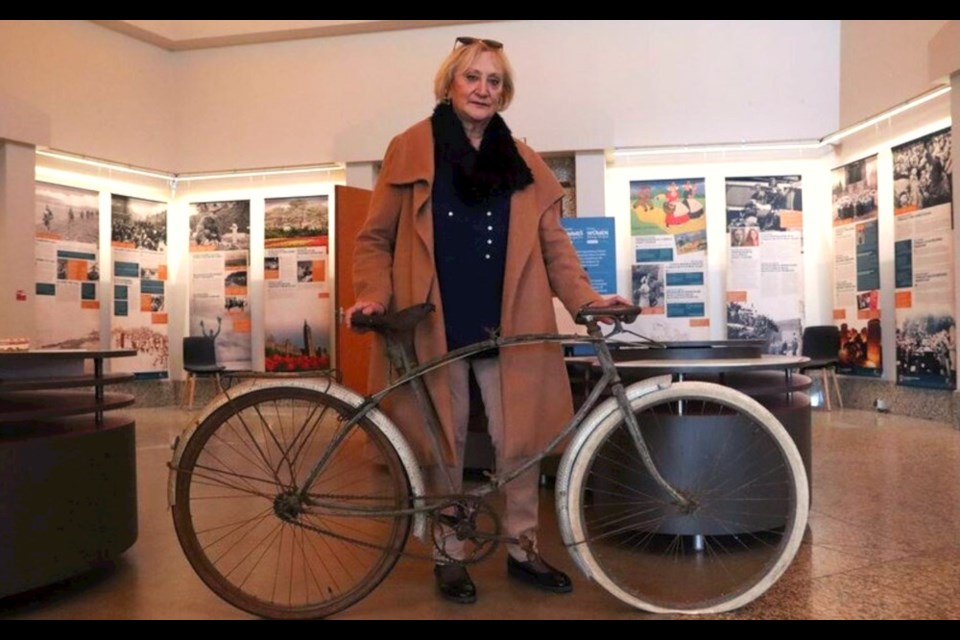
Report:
298,316,690,518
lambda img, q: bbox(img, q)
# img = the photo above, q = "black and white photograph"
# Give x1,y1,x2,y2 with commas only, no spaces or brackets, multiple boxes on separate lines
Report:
725,176,802,232
631,264,664,312
831,155,878,225
189,300,251,370
144,294,165,313
296,260,315,283
224,270,248,289
35,182,100,242
726,300,781,342
189,200,251,250
112,195,167,251
896,311,956,389
224,296,247,313
892,128,952,214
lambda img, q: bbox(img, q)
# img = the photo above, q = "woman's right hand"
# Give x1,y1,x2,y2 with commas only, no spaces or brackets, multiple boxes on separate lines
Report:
344,300,385,329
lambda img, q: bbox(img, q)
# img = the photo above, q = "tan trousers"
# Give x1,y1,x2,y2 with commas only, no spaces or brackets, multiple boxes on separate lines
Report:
430,356,540,563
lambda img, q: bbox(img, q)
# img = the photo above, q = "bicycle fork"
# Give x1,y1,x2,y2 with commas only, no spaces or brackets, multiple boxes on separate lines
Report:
588,324,696,512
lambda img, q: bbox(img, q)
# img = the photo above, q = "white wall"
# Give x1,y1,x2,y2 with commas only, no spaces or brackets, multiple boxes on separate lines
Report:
840,20,949,127
0,20,178,171
168,19,844,171
2,20,840,173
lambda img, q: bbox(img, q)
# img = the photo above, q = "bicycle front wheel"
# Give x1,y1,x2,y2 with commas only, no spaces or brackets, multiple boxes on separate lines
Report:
562,381,808,614
172,386,412,619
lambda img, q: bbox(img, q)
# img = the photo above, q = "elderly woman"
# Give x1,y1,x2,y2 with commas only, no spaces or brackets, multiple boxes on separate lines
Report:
347,37,623,605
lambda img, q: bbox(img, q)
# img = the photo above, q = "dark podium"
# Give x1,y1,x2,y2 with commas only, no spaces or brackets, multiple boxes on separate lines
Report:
0,349,137,598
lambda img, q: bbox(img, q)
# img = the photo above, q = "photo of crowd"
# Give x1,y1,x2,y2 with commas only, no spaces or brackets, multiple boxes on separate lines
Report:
896,313,956,388
112,196,167,251
832,155,878,225
893,128,952,214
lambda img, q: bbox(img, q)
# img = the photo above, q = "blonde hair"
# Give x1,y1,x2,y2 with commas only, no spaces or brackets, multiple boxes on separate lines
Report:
434,40,515,110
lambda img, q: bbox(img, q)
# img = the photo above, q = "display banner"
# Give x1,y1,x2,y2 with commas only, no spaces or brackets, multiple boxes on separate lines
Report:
893,128,955,389
110,195,169,378
725,175,804,354
628,178,709,340
562,217,616,295
263,196,332,372
831,156,882,376
34,182,101,349
188,200,252,370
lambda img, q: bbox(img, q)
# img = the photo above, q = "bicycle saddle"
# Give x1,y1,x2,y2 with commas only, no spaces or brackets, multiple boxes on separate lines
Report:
351,302,436,334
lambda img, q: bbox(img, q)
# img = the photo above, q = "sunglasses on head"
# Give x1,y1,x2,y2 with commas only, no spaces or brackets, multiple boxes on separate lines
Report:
454,36,503,50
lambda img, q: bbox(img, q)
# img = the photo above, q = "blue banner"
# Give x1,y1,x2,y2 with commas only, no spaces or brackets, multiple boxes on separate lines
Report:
562,218,617,295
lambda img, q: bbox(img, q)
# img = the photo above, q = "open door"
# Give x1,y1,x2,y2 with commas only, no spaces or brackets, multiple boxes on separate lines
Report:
334,185,373,394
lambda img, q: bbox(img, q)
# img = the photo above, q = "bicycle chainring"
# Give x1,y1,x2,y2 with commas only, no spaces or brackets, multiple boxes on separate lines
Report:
429,495,501,565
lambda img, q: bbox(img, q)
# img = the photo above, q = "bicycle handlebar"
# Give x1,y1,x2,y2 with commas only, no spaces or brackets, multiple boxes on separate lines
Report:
350,302,436,334
575,304,641,326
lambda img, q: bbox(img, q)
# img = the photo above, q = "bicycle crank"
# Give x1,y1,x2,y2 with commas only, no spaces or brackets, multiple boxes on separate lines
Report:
430,495,502,565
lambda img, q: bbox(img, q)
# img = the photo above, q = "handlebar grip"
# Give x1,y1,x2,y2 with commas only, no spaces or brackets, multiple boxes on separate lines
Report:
350,311,384,332
575,304,642,325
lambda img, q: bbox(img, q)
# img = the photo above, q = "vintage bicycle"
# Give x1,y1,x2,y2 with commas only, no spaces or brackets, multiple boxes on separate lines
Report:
168,303,809,619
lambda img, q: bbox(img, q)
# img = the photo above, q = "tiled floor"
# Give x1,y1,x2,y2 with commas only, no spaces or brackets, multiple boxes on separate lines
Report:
2,405,959,620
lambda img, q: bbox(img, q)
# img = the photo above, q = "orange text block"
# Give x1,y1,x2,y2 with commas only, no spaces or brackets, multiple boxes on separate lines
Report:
778,210,803,229
895,290,913,308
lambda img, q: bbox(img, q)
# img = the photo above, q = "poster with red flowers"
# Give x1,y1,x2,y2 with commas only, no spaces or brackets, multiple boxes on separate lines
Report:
263,195,332,372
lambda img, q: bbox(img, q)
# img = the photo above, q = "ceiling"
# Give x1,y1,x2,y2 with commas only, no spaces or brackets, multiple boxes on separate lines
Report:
90,20,505,51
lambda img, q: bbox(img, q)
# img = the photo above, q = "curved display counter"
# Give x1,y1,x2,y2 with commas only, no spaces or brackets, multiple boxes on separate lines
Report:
0,349,137,599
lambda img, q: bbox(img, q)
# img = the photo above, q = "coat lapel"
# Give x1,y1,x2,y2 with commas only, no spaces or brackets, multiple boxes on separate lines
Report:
381,119,436,305
501,144,565,320
502,186,539,317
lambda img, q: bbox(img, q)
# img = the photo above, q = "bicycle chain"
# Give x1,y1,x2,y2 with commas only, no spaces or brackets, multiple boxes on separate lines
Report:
292,492,506,565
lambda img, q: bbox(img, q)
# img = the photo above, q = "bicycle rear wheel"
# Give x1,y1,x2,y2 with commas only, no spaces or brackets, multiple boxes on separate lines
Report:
562,381,808,614
172,386,411,619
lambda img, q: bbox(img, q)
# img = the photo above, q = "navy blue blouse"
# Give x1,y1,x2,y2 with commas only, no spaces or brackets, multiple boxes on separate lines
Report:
432,158,511,352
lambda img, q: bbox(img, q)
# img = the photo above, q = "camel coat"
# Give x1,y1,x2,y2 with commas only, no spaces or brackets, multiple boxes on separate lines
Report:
353,117,601,465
